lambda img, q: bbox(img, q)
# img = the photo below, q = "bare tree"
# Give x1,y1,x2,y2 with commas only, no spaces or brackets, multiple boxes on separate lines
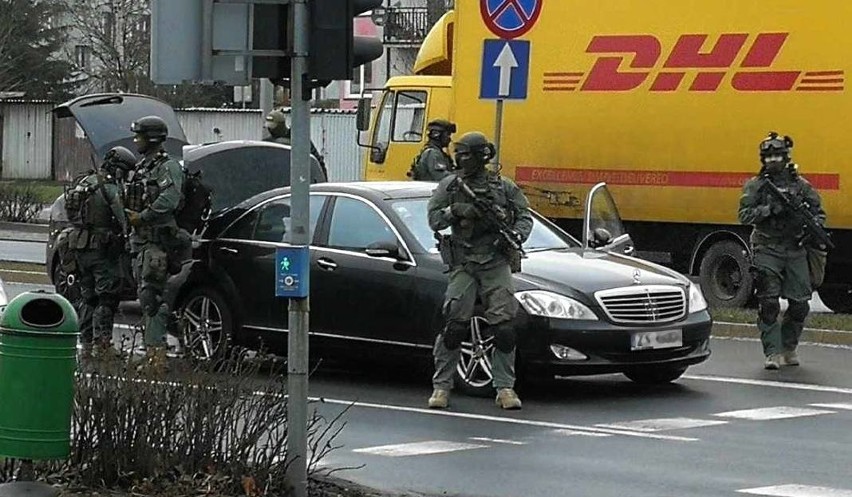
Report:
62,0,150,93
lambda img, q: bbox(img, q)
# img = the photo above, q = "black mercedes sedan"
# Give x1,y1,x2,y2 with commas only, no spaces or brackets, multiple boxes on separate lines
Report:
170,181,712,394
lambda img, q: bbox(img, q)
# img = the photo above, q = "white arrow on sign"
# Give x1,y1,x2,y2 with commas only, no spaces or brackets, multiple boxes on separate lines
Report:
493,43,518,97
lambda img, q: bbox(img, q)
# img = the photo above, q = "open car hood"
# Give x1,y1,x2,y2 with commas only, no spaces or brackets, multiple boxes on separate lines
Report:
52,93,188,160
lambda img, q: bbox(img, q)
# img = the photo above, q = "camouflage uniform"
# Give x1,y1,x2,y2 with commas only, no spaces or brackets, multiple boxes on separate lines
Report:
427,131,532,409
66,170,126,349
412,144,454,182
738,133,826,368
127,150,183,350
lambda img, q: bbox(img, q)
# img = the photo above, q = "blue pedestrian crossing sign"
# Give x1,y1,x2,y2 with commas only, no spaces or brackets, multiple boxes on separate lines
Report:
276,246,309,298
480,39,530,100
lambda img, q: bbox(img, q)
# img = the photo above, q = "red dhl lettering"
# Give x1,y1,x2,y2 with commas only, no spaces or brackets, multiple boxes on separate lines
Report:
542,33,845,93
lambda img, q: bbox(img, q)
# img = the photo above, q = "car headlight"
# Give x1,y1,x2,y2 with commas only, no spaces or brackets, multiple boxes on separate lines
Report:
515,291,598,320
688,282,708,313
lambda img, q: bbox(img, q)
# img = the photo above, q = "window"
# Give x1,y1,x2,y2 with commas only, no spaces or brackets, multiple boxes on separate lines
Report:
347,63,374,98
75,45,92,71
327,197,397,251
392,91,426,142
225,196,326,243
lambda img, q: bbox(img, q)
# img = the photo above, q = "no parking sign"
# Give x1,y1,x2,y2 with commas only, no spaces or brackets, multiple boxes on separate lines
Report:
480,0,542,39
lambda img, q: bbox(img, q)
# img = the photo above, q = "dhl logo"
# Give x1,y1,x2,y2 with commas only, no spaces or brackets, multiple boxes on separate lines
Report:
543,33,845,93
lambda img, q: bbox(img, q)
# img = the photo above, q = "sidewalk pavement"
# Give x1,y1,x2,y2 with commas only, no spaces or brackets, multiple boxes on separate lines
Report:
0,221,49,243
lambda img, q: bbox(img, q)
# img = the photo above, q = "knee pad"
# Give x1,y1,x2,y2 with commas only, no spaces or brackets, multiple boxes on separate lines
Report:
758,298,781,324
493,322,516,353
139,287,162,317
787,300,810,323
442,321,468,350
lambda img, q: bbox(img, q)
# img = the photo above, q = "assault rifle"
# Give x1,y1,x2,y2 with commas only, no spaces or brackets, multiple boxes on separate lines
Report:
454,177,525,256
760,175,834,250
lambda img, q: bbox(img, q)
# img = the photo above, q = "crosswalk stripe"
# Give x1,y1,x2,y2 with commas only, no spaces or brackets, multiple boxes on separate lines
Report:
714,407,835,420
469,437,527,445
353,441,487,457
595,417,728,432
810,403,852,411
552,429,611,438
738,484,852,497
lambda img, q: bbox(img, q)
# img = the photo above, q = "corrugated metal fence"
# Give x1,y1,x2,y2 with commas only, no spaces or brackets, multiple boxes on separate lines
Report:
0,102,364,182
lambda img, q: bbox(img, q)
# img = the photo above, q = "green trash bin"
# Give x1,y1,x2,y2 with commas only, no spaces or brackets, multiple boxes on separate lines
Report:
0,291,79,460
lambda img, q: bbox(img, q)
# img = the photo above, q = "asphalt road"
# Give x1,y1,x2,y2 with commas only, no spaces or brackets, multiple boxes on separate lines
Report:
4,281,852,497
0,240,47,264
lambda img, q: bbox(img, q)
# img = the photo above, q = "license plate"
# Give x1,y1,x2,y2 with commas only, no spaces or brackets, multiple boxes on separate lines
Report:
631,329,683,351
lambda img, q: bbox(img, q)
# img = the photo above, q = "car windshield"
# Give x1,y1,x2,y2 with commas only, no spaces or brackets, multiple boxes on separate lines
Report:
390,198,578,254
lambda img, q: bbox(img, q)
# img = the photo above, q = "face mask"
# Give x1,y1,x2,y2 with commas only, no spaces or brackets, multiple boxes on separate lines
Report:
456,152,483,175
762,154,786,174
439,133,451,148
134,134,149,154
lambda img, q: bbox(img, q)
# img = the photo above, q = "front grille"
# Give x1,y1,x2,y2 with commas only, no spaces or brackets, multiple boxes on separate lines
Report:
595,285,686,324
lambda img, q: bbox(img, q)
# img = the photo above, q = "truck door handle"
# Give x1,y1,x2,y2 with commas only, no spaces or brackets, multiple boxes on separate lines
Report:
317,258,337,270
624,245,635,256
218,247,239,255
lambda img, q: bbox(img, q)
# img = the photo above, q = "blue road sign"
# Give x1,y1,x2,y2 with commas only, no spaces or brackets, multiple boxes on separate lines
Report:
275,246,310,298
480,39,530,100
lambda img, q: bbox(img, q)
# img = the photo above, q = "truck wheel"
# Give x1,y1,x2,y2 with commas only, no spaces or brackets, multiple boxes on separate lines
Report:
699,240,752,308
817,286,852,314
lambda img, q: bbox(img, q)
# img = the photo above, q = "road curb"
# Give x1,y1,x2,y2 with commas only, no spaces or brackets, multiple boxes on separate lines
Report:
713,320,852,347
0,221,49,232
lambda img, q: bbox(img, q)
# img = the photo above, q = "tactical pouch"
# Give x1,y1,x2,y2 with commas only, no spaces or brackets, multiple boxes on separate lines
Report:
436,233,456,267
508,249,522,273
55,227,77,275
162,227,192,275
125,181,146,212
806,246,828,289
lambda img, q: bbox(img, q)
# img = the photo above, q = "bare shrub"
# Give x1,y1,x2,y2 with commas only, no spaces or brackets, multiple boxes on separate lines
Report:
0,183,44,222
0,348,352,496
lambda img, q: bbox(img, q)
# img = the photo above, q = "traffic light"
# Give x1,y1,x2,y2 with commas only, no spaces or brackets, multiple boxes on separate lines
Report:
309,0,384,82
251,3,290,81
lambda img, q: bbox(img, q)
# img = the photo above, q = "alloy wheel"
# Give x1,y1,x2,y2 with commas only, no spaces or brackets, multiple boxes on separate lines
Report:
456,316,494,389
180,294,225,360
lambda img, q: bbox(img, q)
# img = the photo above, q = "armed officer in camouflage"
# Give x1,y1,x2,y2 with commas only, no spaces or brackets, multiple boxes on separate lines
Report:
409,119,456,181
65,146,135,360
124,115,184,369
427,131,533,410
738,132,826,370
263,108,328,179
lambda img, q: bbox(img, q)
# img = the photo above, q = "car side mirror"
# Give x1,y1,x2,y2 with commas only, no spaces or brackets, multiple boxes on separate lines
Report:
590,228,612,249
366,240,402,259
356,98,372,132
370,142,387,164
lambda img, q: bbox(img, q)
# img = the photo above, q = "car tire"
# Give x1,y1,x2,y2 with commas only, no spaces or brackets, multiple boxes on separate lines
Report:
624,366,687,385
52,262,80,304
454,316,497,398
178,286,233,361
699,240,753,308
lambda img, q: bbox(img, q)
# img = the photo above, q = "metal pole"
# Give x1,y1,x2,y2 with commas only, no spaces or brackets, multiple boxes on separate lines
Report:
201,0,214,81
494,99,504,167
260,78,274,138
287,0,310,496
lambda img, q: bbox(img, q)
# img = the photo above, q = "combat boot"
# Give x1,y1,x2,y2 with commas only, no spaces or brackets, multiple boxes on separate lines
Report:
764,354,782,370
428,389,449,409
495,388,522,410
137,346,169,375
783,349,800,366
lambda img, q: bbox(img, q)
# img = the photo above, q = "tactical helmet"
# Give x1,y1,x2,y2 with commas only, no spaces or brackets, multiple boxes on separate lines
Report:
427,119,456,143
130,115,168,143
453,131,496,164
103,146,137,172
265,109,290,137
759,131,793,159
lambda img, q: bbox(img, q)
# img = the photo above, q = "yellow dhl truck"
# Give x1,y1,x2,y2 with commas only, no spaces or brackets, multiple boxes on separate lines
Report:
358,0,851,312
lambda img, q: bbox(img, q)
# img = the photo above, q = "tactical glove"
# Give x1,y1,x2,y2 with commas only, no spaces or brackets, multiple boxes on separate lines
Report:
450,202,480,219
125,209,142,227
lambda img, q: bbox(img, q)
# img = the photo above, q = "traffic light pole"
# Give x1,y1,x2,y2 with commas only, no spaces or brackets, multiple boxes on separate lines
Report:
287,0,310,496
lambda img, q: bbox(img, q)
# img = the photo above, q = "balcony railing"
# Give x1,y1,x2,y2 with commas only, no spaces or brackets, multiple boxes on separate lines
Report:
383,7,429,46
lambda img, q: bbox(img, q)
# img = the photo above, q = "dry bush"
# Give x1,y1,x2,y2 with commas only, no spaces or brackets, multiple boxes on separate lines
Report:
1,347,353,496
0,183,44,222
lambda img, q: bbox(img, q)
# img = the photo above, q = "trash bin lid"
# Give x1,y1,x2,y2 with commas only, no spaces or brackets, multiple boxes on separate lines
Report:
0,291,78,334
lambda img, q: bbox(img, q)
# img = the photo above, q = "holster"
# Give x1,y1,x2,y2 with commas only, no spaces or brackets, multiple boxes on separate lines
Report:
508,248,522,273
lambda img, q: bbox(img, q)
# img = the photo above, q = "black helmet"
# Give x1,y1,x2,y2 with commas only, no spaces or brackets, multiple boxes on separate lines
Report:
103,146,137,172
427,119,456,133
265,109,290,138
131,115,168,143
759,131,793,159
453,131,496,164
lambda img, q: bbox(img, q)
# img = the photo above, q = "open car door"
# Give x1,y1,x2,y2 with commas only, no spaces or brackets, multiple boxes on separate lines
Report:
582,182,635,257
